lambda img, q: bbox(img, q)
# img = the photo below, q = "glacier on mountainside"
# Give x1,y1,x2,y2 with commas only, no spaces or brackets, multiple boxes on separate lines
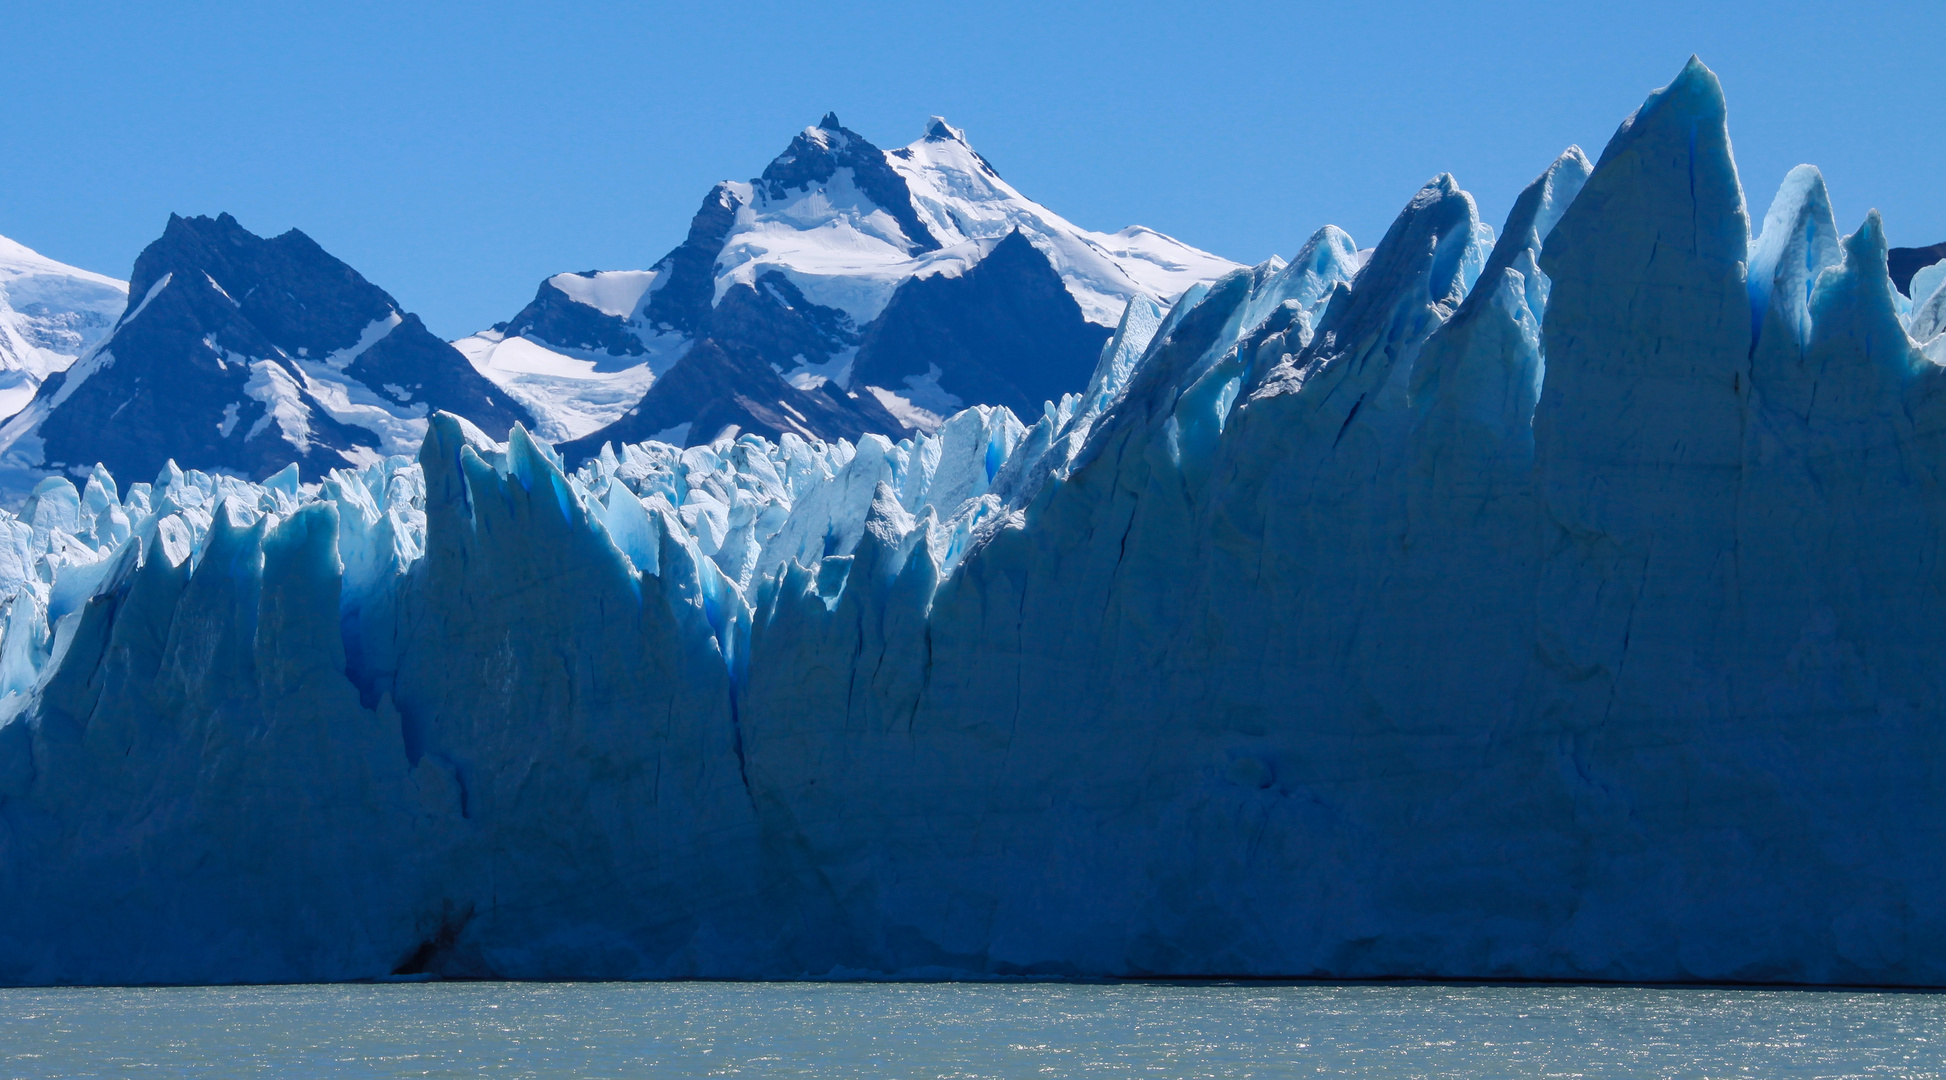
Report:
9,59,1946,986
0,236,128,422
0,215,532,504
459,114,1240,444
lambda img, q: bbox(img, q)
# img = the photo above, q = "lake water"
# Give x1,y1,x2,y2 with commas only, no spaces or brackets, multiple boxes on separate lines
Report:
1,981,1941,1078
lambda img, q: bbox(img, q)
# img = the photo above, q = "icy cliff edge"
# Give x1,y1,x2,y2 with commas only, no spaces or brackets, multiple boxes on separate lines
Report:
6,59,1946,985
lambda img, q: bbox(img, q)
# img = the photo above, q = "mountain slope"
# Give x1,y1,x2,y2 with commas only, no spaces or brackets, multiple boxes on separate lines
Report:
19,62,1946,988
850,229,1112,422
0,236,127,421
553,337,910,460
0,214,532,493
460,114,1240,449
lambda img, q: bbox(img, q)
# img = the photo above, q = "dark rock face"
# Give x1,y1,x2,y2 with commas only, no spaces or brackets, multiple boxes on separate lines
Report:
630,117,929,374
758,114,939,256
502,183,866,385
1890,242,1946,296
709,272,859,372
29,213,531,485
497,115,1126,452
643,183,746,335
556,339,908,461
34,264,374,483
130,213,389,355
346,312,523,427
851,230,1111,416
495,275,649,357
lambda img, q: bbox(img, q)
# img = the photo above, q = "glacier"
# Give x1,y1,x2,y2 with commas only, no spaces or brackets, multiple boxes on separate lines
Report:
0,237,127,423
7,58,1946,985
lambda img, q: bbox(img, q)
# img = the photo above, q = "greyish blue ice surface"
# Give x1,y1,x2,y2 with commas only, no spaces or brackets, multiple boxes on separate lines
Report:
7,58,1946,985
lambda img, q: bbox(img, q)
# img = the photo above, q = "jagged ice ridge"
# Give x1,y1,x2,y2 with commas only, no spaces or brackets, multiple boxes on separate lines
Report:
8,59,1946,985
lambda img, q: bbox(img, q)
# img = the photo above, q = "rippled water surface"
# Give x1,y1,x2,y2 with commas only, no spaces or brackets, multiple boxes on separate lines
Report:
2,981,1942,1078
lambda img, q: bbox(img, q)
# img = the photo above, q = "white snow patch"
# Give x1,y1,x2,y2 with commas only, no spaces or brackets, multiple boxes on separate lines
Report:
454,329,688,443
202,272,238,307
335,444,386,469
548,270,661,318
899,362,964,415
243,360,313,450
699,124,1240,332
286,356,429,458
780,347,857,391
0,235,124,424
0,381,37,423
0,232,129,415
863,384,945,434
323,312,403,368
885,125,1242,324
117,273,171,330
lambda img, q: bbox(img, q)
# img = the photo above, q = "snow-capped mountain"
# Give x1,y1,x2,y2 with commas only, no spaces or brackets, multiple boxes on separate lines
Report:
0,214,532,496
20,59,1946,988
0,236,127,421
459,114,1240,450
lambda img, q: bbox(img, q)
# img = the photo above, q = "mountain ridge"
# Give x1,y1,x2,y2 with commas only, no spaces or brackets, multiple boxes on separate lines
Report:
0,237,126,423
457,113,1240,449
0,213,532,496
14,60,1946,985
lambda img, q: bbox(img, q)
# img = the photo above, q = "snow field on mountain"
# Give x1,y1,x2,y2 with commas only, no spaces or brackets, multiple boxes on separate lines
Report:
713,122,1240,329
14,59,1946,986
0,211,1272,730
453,330,684,441
0,237,128,421
547,270,661,318
886,121,1240,325
461,117,1242,446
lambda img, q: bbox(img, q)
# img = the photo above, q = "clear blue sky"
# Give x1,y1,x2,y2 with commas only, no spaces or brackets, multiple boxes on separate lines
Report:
6,1,1942,338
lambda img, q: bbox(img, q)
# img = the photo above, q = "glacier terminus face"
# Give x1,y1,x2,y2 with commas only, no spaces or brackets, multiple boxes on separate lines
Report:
6,58,1946,986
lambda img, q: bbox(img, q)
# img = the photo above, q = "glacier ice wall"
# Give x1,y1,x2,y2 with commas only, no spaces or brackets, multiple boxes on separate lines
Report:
5,58,1946,985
